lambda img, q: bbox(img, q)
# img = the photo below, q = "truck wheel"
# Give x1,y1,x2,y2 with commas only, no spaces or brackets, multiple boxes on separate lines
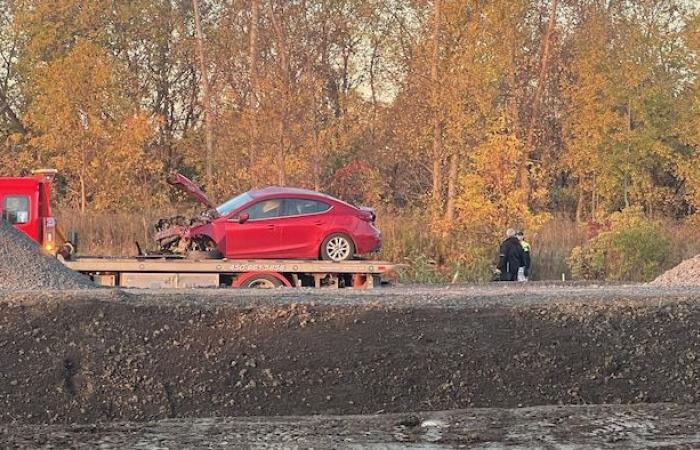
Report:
321,234,354,262
240,274,284,289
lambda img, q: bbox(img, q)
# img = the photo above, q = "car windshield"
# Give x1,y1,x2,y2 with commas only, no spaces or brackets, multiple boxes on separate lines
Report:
215,192,253,216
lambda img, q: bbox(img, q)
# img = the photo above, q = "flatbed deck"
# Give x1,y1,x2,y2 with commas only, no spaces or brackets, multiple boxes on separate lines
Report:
60,256,397,289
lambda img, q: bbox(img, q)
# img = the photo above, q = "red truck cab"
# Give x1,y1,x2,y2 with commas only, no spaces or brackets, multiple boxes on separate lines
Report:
0,169,60,253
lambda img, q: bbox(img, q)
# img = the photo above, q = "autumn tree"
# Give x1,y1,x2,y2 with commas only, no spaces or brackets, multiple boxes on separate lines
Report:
561,0,691,219
677,12,700,212
11,0,166,211
0,0,26,174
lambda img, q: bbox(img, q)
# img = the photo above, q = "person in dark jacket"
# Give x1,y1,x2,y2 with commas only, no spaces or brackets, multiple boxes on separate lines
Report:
497,228,526,281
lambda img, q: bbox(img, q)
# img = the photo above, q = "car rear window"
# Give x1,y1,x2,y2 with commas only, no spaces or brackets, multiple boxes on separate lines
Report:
2,195,30,224
283,199,331,216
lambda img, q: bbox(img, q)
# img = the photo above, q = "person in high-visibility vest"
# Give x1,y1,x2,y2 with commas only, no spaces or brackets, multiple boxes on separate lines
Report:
516,231,531,281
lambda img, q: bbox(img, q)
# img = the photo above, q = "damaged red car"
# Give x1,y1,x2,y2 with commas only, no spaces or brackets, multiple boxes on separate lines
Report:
154,174,381,262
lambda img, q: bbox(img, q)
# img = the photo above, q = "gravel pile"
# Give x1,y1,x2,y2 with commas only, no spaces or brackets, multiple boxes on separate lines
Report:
651,255,700,285
0,219,94,289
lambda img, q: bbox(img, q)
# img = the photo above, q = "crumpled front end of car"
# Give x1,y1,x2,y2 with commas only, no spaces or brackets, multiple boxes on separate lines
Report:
153,211,219,255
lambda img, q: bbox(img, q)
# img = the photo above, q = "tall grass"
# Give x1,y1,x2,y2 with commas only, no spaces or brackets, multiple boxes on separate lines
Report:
376,213,590,282
530,215,588,281
55,209,179,256
55,208,698,281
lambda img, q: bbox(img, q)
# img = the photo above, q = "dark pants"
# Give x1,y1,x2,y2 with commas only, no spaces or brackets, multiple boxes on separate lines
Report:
499,263,519,281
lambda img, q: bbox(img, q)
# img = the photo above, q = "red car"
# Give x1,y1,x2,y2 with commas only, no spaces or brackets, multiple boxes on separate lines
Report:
155,174,381,261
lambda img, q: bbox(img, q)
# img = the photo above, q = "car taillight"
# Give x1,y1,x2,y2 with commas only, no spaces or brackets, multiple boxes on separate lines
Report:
358,207,376,222
43,217,56,253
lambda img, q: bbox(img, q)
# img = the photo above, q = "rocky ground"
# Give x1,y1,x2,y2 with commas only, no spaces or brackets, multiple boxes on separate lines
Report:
0,285,698,427
2,403,698,449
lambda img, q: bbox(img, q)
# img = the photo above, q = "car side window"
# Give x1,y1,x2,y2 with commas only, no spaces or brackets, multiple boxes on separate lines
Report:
2,195,30,224
283,199,331,216
242,199,283,220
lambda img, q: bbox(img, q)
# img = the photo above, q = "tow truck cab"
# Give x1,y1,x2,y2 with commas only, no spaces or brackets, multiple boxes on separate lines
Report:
0,169,60,254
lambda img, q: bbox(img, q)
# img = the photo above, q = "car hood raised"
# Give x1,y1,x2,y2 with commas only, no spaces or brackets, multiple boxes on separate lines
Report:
166,172,216,209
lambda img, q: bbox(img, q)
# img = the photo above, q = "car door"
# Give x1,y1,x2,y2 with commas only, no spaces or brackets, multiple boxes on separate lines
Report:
275,198,332,259
224,198,284,258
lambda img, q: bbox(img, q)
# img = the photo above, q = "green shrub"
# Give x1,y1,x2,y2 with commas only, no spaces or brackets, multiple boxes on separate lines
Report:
567,207,672,282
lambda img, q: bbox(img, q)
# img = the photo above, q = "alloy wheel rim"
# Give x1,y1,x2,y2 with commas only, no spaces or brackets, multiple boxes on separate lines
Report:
327,237,350,261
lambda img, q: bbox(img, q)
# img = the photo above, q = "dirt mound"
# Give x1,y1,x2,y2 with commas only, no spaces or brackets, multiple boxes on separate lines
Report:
651,255,700,285
0,289,697,424
0,219,94,290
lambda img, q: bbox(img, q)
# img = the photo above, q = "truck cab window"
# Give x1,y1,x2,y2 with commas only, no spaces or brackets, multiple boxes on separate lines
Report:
2,195,30,224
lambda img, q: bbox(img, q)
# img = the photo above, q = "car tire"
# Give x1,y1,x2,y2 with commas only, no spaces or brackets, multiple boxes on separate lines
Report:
321,233,355,262
240,274,284,289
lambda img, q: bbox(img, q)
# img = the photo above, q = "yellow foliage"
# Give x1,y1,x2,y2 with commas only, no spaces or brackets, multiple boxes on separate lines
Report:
450,119,549,254
24,40,161,211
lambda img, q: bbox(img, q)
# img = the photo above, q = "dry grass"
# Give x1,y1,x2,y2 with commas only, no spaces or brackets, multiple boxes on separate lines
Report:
55,209,180,257
530,215,588,281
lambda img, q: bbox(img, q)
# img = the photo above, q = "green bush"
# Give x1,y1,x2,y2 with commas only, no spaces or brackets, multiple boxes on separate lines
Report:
567,207,672,282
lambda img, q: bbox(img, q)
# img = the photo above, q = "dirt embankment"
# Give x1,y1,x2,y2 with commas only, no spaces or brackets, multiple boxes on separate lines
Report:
0,289,697,424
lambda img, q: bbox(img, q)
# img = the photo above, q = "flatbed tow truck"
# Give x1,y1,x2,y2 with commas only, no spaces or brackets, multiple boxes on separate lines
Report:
60,255,395,289
1,170,396,289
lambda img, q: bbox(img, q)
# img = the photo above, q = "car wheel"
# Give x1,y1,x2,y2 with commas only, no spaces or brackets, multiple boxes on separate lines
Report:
321,234,355,262
240,274,284,289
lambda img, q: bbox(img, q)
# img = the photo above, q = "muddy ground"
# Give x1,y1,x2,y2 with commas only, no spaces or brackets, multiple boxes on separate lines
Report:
2,403,699,448
0,284,698,431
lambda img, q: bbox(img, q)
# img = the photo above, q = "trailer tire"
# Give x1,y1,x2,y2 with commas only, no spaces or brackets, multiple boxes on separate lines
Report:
238,274,285,289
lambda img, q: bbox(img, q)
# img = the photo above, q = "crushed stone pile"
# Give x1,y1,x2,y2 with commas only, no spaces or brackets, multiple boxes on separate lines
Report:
0,219,95,289
651,255,700,285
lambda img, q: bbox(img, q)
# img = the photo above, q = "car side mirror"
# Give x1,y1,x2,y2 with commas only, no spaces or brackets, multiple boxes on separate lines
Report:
238,213,249,224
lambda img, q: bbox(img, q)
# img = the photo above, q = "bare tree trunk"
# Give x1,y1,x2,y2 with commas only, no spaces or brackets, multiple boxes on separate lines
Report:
445,152,458,223
192,0,214,188
624,98,631,208
575,191,583,223
506,53,520,132
312,90,321,191
431,0,443,206
270,4,288,186
313,136,320,191
248,0,259,187
79,173,86,215
0,89,24,134
277,120,286,185
369,37,381,128
519,0,558,205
